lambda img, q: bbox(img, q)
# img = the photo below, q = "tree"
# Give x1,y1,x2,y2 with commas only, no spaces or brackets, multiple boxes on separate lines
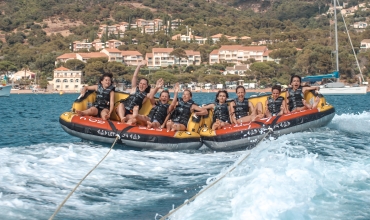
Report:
151,71,176,84
65,59,86,71
84,61,105,85
0,61,17,76
105,61,128,82
170,48,188,73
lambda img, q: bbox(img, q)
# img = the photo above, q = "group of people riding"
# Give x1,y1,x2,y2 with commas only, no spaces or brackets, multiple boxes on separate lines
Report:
76,60,321,132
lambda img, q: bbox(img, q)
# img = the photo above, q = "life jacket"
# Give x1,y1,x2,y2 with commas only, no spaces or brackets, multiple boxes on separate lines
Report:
93,83,114,109
123,87,147,111
233,98,249,119
171,98,195,126
213,102,230,123
267,96,284,116
288,87,304,111
148,101,170,125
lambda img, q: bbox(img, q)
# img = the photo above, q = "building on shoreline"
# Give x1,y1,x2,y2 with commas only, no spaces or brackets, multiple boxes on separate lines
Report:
48,66,84,92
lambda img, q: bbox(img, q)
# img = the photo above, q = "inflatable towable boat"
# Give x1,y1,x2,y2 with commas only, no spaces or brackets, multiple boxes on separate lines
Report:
59,90,203,151
199,90,335,151
59,90,335,151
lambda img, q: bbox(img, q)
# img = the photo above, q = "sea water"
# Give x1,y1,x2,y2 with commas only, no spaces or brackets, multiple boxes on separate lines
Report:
0,93,369,220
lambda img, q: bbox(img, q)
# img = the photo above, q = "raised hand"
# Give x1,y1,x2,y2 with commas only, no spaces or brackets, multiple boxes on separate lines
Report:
156,78,164,89
174,82,180,93
138,60,147,67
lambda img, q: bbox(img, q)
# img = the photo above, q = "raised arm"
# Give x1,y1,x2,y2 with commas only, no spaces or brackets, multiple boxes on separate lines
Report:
148,78,164,106
168,83,179,113
131,60,147,93
80,85,98,97
201,103,215,110
302,86,320,94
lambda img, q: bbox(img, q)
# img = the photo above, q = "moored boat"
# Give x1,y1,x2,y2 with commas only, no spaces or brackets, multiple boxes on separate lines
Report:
0,84,11,97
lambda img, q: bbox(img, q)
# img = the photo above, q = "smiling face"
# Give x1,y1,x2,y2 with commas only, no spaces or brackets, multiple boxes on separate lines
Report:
159,91,170,103
272,89,280,100
101,76,112,89
291,77,301,90
138,79,148,92
182,90,192,102
236,87,245,101
217,91,228,104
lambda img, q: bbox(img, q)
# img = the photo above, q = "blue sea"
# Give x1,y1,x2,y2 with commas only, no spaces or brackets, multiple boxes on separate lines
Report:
0,92,369,220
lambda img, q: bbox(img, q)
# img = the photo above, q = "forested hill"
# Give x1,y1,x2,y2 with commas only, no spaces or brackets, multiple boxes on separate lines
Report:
1,0,370,87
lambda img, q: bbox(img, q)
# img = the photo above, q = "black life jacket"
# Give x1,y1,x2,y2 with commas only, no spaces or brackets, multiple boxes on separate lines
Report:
267,96,284,115
124,87,147,111
94,83,114,109
233,98,249,119
171,98,195,126
288,87,304,111
148,101,170,125
213,102,230,123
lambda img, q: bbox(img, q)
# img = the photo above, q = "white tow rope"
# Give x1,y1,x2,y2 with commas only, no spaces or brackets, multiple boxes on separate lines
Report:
159,127,273,220
49,134,121,220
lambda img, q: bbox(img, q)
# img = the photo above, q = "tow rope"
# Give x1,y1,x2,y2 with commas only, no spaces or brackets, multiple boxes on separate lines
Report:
159,127,274,220
49,120,121,220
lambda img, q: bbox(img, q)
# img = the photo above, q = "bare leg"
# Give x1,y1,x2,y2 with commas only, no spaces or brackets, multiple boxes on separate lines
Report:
166,120,173,132
127,106,139,125
212,119,221,130
255,102,263,115
236,115,254,124
312,96,320,109
171,123,186,131
76,107,98,117
147,121,153,129
116,103,127,122
100,109,110,120
151,121,161,129
303,99,312,109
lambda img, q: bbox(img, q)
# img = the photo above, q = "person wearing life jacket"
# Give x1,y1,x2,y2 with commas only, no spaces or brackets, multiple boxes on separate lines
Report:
76,73,115,120
166,89,207,132
201,90,231,130
265,85,287,117
130,80,179,129
116,60,151,124
286,75,320,113
229,86,263,124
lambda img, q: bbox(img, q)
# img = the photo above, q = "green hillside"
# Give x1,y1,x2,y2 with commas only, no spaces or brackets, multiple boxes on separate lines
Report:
0,0,370,87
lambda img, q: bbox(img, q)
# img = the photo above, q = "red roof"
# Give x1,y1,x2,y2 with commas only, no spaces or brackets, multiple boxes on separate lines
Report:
54,66,70,71
56,53,77,59
210,50,219,55
121,51,142,56
152,48,173,53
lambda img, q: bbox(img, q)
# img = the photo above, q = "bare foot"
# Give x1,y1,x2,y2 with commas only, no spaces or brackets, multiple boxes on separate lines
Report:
126,118,136,125
120,117,127,123
147,121,152,129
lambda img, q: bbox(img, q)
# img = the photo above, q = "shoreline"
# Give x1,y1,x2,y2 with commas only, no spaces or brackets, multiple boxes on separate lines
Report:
10,88,272,94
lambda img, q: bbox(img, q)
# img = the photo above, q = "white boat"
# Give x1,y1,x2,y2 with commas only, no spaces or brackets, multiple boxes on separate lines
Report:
0,84,12,97
303,0,368,95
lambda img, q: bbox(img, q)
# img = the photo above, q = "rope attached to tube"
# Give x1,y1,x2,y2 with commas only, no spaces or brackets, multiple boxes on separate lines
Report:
49,133,121,220
159,127,274,220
